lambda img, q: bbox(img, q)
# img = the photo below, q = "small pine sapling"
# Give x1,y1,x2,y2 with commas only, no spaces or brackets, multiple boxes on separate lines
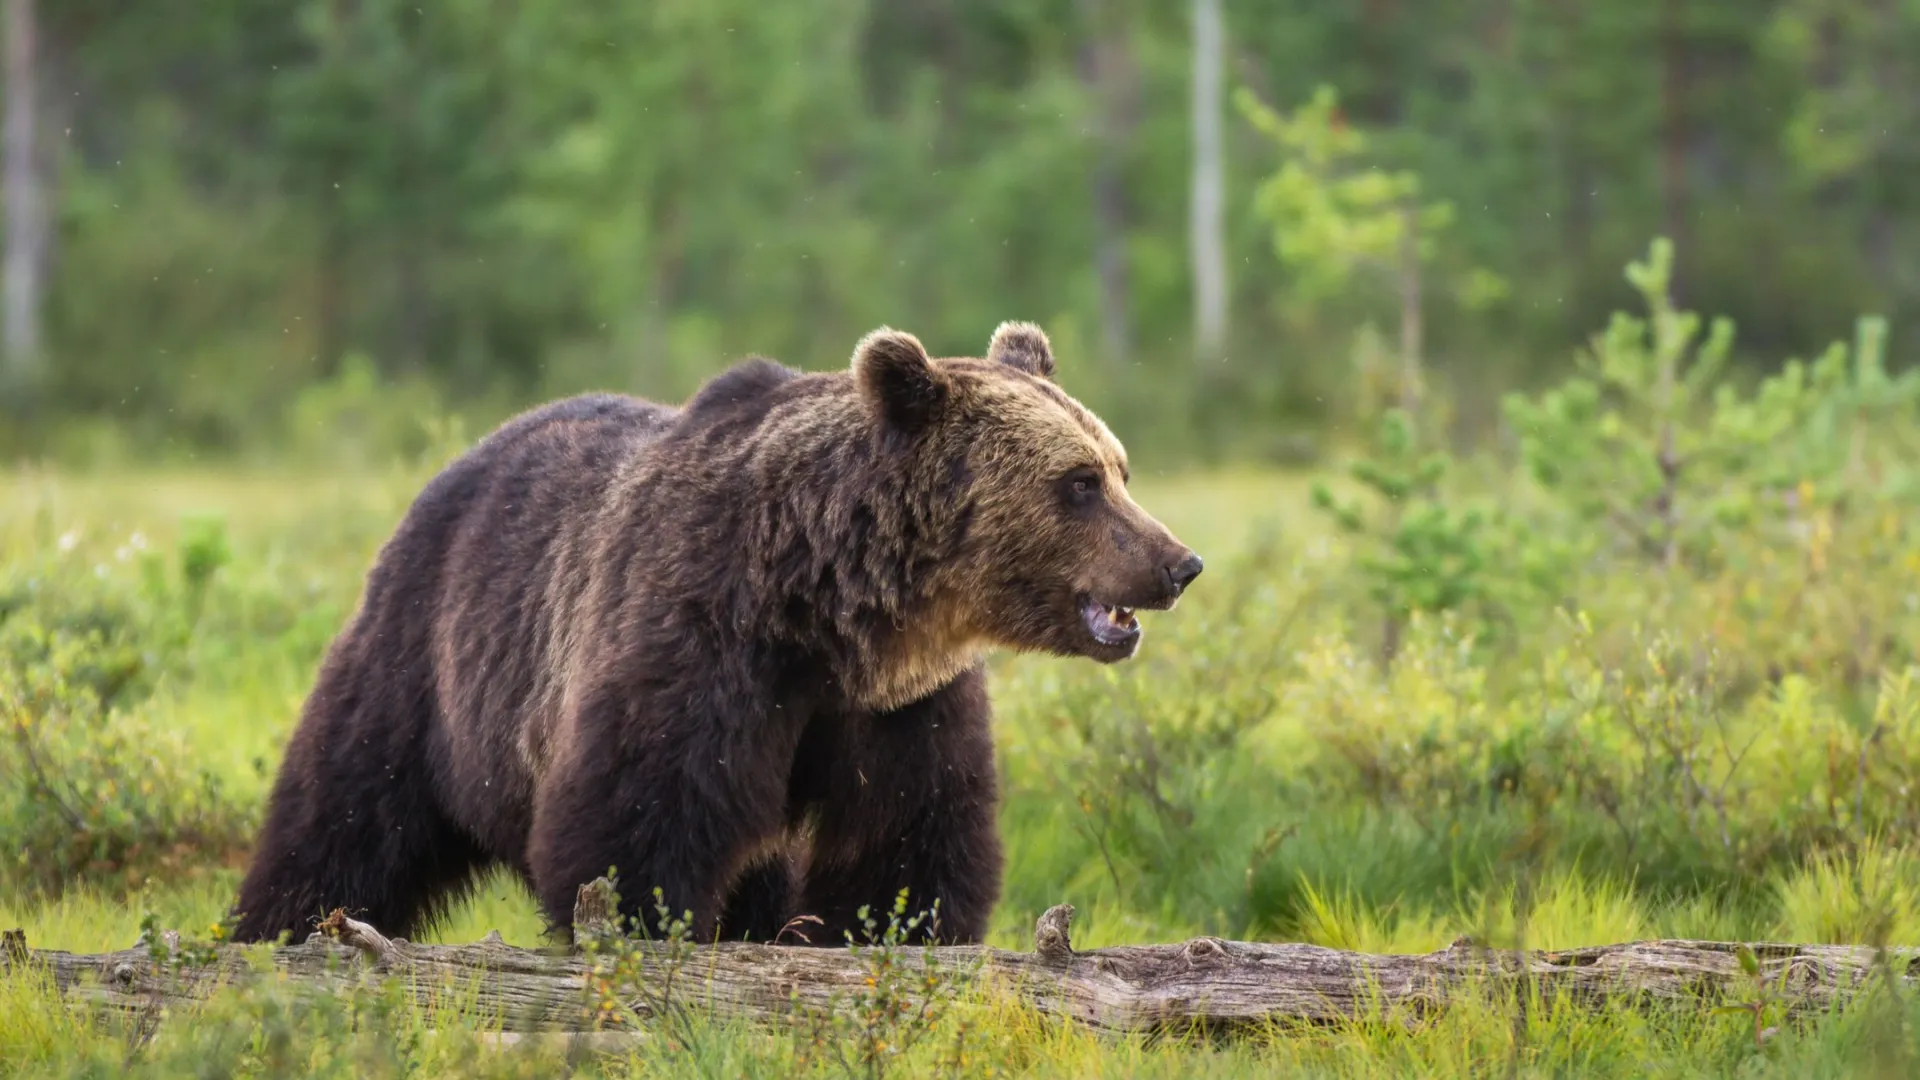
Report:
1784,315,1920,509
1237,84,1468,418
1502,238,1814,571
1311,408,1488,667
1242,83,1502,666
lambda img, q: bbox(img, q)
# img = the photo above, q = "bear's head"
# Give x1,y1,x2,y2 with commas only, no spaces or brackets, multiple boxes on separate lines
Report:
852,321,1202,664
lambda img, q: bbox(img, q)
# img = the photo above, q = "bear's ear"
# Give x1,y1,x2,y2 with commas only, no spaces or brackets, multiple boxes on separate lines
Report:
853,327,948,433
986,321,1055,379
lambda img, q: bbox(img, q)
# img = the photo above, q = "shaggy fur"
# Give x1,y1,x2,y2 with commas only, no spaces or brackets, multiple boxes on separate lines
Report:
231,323,1200,947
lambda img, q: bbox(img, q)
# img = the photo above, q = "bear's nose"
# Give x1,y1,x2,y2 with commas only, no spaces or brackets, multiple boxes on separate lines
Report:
1165,552,1204,595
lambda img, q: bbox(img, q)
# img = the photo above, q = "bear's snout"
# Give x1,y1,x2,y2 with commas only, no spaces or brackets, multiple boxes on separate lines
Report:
1163,551,1204,598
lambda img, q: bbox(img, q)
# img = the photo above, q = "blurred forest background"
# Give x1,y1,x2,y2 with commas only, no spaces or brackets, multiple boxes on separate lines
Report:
0,0,1916,463
8,7,1920,1073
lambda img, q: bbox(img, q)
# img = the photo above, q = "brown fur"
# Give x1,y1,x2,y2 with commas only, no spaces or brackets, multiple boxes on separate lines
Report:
230,323,1200,947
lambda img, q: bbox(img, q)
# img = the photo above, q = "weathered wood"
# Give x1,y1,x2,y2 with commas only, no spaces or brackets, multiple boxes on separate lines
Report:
571,878,619,947
5,886,1916,1039
316,907,397,961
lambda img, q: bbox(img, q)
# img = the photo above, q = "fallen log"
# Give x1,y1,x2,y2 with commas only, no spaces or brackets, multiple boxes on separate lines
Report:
4,881,1916,1039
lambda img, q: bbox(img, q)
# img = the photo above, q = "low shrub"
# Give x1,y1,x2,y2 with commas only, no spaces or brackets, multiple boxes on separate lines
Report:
1,519,254,893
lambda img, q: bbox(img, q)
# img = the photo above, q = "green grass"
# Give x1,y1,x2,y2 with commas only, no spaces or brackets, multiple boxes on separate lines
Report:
4,461,1919,1078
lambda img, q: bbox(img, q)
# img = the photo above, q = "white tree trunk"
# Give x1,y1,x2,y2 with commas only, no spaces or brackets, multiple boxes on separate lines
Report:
1188,0,1228,363
3,0,45,387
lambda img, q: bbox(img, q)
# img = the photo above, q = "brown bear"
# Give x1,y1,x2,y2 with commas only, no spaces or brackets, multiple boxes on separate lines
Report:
230,322,1202,947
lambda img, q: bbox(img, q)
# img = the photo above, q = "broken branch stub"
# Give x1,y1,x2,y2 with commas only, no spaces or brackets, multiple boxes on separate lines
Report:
572,877,620,947
316,908,399,963
1033,903,1074,964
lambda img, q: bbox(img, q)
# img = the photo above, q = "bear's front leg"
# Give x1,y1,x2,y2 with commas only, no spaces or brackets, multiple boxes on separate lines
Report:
796,667,1002,946
717,852,797,942
526,676,804,942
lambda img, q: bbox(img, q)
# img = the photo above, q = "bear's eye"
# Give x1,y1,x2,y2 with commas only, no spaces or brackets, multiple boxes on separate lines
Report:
1062,469,1101,507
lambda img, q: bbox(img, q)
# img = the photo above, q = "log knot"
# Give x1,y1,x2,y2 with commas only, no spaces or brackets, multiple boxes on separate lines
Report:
1783,955,1831,992
1182,937,1230,965
1034,904,1075,964
1,928,24,964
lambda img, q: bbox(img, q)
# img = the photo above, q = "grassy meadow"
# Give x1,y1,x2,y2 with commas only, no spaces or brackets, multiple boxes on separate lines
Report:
4,405,1920,1078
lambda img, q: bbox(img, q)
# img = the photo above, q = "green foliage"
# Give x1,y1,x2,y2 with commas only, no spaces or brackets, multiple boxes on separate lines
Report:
1242,85,1499,662
1768,0,1920,308
1237,85,1456,302
23,1,1920,462
5,459,1920,1075
789,890,971,1080
23,960,572,1079
995,240,1920,957
572,877,972,1078
1781,315,1920,505
1493,240,1920,698
176,516,232,621
1310,409,1490,658
285,353,461,468
8,212,1920,1067
138,908,240,971
1497,236,1918,584
576,876,704,1045
1504,238,1758,567
0,521,254,891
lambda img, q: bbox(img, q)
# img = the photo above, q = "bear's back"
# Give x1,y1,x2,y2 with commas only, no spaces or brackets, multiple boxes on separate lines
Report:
478,392,676,451
387,393,673,839
389,368,812,851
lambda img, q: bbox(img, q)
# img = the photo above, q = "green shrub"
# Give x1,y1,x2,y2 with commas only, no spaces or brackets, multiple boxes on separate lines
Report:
1311,408,1493,664
0,521,253,893
1002,230,1920,936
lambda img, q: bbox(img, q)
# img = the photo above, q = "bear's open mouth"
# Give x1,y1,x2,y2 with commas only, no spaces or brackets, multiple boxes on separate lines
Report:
1079,595,1140,648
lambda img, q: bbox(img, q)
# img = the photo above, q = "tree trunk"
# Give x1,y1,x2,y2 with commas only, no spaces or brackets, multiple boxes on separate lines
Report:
1397,201,1424,419
6,895,1916,1043
1357,0,1401,125
1188,0,1227,364
1659,0,1688,302
3,0,47,393
638,199,682,391
1078,0,1135,368
1551,3,1592,280
396,238,430,373
315,201,347,380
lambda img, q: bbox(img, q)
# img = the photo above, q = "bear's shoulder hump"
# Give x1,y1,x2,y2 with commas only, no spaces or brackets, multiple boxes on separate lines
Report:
683,358,804,419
